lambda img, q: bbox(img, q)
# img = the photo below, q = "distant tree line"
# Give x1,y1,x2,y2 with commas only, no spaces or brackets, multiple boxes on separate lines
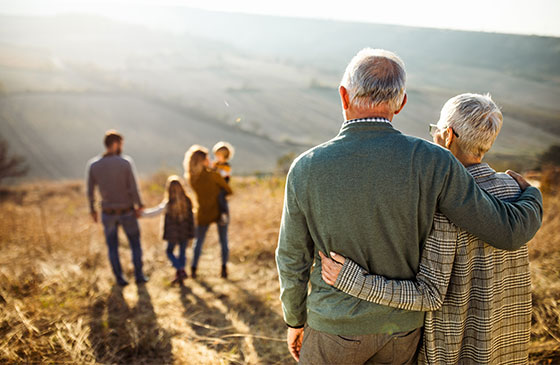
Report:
537,144,560,194
539,144,560,168
0,138,28,184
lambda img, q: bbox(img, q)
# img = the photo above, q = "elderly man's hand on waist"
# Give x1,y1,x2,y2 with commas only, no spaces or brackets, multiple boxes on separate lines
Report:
506,170,532,191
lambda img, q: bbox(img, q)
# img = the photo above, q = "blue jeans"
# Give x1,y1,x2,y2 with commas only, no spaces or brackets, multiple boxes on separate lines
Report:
167,241,187,269
218,189,229,215
191,223,229,268
101,211,144,281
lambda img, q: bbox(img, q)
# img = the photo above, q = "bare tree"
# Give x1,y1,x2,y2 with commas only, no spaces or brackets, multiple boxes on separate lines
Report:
540,144,560,168
0,138,29,184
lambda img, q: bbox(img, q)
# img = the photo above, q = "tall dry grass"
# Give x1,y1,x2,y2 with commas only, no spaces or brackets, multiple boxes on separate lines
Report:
0,176,289,364
0,173,559,363
527,188,560,362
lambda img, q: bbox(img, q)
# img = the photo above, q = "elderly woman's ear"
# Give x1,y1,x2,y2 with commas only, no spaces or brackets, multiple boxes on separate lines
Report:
445,127,455,149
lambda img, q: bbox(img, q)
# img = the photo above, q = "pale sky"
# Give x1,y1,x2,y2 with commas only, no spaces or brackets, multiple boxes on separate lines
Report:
1,0,559,37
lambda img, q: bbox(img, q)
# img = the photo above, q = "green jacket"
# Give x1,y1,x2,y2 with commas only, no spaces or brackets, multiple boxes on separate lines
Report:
275,120,543,336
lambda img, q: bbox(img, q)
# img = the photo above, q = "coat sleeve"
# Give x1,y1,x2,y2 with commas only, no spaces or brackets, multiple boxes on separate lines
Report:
334,213,457,311
212,171,233,195
142,202,167,218
186,196,195,239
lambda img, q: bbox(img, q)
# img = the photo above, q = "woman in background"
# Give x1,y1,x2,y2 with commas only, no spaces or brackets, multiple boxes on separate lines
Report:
184,145,233,279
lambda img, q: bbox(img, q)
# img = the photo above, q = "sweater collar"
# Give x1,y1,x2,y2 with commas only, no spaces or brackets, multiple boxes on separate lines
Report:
340,117,395,134
343,117,392,127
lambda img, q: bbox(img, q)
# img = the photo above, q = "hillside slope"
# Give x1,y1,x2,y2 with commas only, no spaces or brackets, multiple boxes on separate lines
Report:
0,12,559,178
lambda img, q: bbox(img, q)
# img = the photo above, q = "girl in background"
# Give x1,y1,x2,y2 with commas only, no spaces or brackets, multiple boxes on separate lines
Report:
184,145,233,279
143,175,194,285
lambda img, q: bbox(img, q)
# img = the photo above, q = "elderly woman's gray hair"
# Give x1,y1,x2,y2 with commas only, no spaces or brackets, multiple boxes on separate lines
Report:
437,93,503,158
340,48,406,112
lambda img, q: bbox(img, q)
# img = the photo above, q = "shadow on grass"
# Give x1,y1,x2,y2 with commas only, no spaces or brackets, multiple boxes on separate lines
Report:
88,284,173,364
179,284,246,362
195,279,286,364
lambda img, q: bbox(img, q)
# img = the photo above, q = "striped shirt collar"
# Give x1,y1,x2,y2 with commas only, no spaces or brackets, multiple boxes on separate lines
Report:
342,117,392,127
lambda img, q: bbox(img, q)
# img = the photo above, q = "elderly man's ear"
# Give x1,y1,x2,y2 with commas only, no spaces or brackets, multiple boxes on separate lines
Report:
394,93,407,115
339,85,351,110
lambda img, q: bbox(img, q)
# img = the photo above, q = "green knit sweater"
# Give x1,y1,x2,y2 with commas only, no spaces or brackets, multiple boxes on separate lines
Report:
276,120,543,336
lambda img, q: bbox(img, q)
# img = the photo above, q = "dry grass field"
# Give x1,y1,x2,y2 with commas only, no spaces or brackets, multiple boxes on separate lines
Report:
0,173,559,364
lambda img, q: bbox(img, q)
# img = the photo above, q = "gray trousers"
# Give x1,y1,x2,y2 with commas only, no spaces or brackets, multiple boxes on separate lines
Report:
299,325,421,364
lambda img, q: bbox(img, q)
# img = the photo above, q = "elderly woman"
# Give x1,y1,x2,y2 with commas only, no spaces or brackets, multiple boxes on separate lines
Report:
184,145,233,279
321,93,532,364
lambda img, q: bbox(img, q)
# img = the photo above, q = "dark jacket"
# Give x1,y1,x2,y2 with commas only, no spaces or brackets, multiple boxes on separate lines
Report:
163,198,195,243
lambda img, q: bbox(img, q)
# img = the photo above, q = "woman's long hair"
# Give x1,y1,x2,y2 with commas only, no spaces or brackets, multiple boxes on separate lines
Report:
183,145,209,184
164,175,190,221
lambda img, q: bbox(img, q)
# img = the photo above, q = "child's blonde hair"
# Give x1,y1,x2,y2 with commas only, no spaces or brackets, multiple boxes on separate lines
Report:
164,175,191,221
212,141,235,160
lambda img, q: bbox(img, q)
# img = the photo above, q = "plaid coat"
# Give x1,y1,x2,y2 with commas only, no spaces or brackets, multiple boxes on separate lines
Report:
335,163,531,364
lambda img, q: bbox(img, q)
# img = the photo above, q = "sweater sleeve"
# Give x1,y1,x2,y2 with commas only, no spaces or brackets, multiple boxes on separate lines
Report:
437,156,543,251
126,158,144,208
275,168,314,328
86,162,96,213
334,213,457,311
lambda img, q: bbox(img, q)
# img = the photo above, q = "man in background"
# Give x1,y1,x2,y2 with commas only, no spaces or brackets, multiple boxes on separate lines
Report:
86,130,148,286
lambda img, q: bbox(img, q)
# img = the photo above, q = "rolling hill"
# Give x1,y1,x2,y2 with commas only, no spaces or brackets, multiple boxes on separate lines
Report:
0,9,559,179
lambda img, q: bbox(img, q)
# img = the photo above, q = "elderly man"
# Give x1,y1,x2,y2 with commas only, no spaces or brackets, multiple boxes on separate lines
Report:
321,93,533,364
275,49,542,364
87,130,148,286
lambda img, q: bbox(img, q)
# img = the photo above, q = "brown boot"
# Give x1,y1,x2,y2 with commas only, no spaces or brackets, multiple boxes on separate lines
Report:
221,265,228,279
171,269,181,285
191,266,197,279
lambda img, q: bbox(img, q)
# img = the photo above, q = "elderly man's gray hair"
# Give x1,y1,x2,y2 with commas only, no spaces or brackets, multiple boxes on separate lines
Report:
340,48,406,112
437,93,503,158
